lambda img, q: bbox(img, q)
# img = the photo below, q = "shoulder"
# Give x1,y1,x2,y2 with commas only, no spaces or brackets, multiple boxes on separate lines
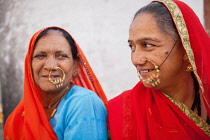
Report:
65,85,99,101
108,82,143,110
109,90,131,106
63,85,106,112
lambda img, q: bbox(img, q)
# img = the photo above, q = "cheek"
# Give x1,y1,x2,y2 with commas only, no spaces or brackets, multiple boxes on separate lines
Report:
151,52,166,66
31,61,43,78
131,53,135,65
62,63,75,76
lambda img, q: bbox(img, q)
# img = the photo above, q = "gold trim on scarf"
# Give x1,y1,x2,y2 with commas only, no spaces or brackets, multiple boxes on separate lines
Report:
163,93,210,136
153,0,204,95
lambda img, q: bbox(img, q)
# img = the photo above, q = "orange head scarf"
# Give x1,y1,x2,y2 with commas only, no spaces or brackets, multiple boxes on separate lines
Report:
4,26,107,140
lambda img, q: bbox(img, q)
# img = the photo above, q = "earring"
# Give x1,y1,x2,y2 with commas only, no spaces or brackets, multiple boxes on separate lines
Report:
183,54,193,72
186,64,193,72
183,54,189,61
49,67,66,88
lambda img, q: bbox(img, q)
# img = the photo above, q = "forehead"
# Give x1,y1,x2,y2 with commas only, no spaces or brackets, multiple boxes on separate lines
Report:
34,31,71,51
129,13,166,41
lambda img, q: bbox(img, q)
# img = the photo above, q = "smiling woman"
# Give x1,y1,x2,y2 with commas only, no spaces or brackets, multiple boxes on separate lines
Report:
4,27,108,140
108,0,210,139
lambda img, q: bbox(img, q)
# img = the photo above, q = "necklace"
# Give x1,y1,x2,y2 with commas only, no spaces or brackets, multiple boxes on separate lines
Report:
44,92,65,109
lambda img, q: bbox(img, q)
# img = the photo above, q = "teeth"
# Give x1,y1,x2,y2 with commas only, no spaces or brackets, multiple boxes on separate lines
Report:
140,70,149,73
140,69,153,73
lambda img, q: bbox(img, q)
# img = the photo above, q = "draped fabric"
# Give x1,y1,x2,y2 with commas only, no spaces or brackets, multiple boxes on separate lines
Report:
4,26,108,140
108,0,210,139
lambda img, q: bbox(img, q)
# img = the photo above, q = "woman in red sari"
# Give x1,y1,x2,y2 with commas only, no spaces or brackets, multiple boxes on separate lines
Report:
4,26,108,139
108,0,210,139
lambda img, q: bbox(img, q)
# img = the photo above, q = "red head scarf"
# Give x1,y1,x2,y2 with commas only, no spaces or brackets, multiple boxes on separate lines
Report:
156,0,210,114
4,26,107,139
108,0,210,139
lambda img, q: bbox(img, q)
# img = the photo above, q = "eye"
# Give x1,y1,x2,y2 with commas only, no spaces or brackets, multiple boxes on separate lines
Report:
128,44,136,52
33,54,46,59
143,43,155,48
57,54,69,59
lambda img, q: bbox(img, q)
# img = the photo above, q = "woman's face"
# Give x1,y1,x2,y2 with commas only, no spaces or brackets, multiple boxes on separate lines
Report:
32,31,76,93
128,13,188,90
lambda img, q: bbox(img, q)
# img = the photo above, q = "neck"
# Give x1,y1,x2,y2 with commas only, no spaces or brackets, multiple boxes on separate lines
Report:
41,84,72,108
161,73,195,108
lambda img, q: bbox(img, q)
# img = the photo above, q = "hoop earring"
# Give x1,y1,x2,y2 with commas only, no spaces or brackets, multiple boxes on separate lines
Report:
137,59,160,87
49,67,66,88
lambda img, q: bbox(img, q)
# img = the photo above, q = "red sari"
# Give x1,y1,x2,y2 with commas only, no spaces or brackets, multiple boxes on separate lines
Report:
4,27,108,140
108,0,210,139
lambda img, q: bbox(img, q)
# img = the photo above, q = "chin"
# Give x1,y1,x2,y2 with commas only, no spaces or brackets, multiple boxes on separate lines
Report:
39,84,58,92
143,82,159,90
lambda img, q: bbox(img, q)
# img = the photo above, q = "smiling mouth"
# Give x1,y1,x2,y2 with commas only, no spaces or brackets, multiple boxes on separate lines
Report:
139,69,154,74
42,75,61,78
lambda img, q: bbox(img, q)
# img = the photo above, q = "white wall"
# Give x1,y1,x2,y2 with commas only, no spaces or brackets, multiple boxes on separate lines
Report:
1,0,204,100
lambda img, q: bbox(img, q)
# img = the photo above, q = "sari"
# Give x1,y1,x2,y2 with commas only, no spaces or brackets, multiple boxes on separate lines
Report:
4,26,108,140
108,0,210,139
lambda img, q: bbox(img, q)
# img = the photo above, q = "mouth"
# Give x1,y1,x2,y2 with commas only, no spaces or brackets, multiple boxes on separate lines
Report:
139,69,155,76
42,75,61,79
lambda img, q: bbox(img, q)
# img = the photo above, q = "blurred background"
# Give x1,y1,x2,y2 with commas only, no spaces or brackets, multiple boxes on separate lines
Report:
0,0,209,136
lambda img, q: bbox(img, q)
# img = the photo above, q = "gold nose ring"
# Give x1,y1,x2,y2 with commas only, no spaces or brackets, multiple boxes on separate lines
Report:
139,59,146,62
49,67,66,88
137,59,160,87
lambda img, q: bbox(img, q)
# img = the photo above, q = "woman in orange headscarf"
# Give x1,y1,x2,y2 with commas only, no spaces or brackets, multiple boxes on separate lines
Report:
4,26,108,140
108,0,210,139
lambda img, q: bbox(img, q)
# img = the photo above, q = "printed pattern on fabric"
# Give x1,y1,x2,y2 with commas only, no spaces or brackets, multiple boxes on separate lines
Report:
164,93,210,136
123,92,134,139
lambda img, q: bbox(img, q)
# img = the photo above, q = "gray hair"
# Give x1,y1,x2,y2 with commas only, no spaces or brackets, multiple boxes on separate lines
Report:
133,2,179,40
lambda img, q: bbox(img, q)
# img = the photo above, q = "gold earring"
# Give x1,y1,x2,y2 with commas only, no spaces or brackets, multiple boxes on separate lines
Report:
186,64,193,72
183,54,193,72
183,54,189,61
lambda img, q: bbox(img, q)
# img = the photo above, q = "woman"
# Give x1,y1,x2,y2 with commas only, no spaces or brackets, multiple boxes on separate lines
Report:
4,27,108,140
108,0,210,139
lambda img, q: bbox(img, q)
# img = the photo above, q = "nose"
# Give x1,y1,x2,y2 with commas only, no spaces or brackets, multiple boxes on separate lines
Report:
44,56,57,71
131,49,146,66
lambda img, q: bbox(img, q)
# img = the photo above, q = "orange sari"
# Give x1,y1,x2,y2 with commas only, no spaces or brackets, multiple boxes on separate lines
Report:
4,27,107,140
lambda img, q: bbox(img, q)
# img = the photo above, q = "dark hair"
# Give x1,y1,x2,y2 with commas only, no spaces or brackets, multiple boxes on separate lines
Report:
34,27,79,60
133,2,179,40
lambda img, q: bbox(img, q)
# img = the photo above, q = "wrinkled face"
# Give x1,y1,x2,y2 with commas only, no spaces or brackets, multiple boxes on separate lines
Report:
128,13,187,90
32,31,76,93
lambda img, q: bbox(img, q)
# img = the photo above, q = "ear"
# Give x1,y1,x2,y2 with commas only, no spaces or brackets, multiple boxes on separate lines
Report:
72,60,78,77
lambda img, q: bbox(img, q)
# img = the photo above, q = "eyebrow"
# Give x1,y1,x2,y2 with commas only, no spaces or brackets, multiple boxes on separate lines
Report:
34,50,65,54
55,51,64,54
128,37,162,43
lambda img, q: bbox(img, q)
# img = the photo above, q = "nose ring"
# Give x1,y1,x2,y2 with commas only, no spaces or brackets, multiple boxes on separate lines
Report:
139,59,146,63
137,59,160,87
49,67,66,88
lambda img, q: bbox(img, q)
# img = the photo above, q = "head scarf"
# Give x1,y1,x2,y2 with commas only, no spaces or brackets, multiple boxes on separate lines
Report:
4,26,108,139
155,0,210,114
108,0,210,139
